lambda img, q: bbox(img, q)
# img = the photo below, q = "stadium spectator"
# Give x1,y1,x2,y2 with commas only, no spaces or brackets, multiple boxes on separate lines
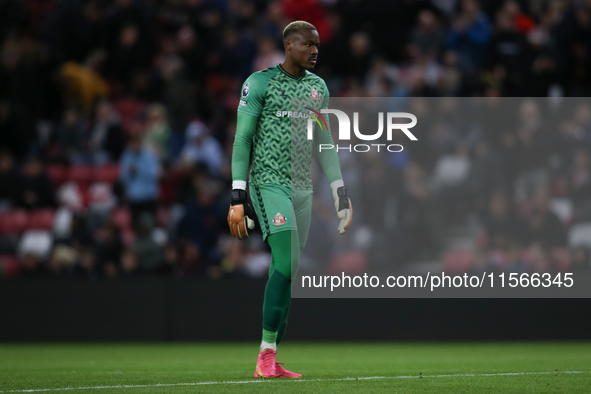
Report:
60,62,109,115
568,149,591,222
154,242,182,276
120,248,141,278
106,24,151,93
179,120,224,177
95,222,124,277
0,149,18,209
132,212,164,273
253,36,284,72
16,157,56,210
397,162,439,261
0,101,34,161
521,189,567,247
216,28,256,79
409,10,446,59
480,193,522,249
342,32,374,79
119,134,160,226
176,26,207,85
18,252,50,278
176,179,225,264
88,100,126,163
74,247,102,280
143,104,171,161
487,10,527,95
56,106,86,164
241,235,272,278
447,0,492,74
159,56,193,142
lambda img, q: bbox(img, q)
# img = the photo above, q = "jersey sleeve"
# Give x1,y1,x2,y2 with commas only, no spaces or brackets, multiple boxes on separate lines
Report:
314,79,343,184
237,73,267,117
231,112,258,183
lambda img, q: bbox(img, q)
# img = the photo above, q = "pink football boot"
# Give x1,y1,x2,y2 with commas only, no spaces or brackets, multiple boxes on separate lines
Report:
275,362,303,378
254,348,277,378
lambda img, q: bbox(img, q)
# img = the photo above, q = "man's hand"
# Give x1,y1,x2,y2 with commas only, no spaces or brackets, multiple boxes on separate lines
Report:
227,189,255,239
332,186,353,234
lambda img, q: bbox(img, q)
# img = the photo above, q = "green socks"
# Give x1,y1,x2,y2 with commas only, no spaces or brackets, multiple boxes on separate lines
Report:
262,329,278,344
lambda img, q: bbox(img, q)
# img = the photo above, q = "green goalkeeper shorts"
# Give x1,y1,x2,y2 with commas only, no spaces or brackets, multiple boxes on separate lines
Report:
249,184,313,249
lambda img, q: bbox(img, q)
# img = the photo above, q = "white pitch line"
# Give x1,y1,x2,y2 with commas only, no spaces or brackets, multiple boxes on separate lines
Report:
0,371,588,393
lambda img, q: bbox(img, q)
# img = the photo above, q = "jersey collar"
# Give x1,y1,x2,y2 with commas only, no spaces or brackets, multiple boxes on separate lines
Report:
278,64,307,81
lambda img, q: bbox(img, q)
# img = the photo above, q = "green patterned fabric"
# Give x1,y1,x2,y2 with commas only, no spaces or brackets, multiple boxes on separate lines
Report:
235,65,334,190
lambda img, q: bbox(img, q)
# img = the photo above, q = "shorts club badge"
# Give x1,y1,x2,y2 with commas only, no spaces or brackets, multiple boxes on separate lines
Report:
273,213,287,226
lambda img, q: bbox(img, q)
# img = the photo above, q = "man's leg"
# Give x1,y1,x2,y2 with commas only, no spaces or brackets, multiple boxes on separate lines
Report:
276,189,312,345
262,230,299,348
250,184,299,377
274,230,299,345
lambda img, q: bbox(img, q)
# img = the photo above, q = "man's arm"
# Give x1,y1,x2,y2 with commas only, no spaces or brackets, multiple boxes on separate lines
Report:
228,75,266,239
231,112,258,189
314,81,352,234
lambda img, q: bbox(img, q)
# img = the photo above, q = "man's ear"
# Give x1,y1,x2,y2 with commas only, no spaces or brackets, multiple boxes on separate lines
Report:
284,40,291,51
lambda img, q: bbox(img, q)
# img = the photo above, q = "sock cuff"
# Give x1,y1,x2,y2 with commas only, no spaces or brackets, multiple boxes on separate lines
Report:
262,329,278,344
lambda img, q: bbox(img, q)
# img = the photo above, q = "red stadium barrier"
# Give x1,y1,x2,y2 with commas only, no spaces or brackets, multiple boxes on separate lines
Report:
27,209,56,231
0,255,19,278
94,164,120,184
0,210,28,235
443,249,475,272
68,166,95,187
46,165,68,186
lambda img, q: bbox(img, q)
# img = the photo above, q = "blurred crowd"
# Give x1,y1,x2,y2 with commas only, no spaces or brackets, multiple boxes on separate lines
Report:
1,0,591,279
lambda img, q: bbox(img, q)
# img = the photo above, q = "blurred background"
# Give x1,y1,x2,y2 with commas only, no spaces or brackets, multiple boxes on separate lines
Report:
1,0,591,340
1,0,591,280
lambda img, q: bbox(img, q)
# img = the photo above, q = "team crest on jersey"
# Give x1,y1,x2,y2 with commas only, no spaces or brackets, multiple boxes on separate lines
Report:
242,83,250,98
272,212,287,226
310,88,320,100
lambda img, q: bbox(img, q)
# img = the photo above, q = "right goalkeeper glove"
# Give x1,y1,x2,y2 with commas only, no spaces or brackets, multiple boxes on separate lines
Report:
227,189,256,240
332,185,353,234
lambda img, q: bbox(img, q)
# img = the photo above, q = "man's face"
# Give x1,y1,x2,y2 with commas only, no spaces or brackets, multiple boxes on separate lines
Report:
286,29,320,70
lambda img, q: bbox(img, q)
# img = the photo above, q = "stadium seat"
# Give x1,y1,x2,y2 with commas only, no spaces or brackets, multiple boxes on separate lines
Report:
46,165,68,186
327,250,368,274
27,209,56,231
68,166,95,186
0,255,19,278
0,210,28,235
113,98,146,118
94,164,120,184
111,207,132,230
550,247,571,271
443,249,475,272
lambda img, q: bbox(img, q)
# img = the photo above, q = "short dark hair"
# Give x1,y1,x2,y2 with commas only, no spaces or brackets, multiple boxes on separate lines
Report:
283,21,317,41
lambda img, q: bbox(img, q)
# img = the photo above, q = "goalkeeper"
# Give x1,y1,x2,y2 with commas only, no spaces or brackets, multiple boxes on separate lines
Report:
228,21,352,379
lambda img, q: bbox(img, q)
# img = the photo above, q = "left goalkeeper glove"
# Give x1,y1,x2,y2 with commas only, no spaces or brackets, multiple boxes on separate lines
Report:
332,185,353,234
227,189,256,240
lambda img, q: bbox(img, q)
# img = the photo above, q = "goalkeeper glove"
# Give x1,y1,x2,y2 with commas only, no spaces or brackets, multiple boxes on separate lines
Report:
332,185,353,234
227,189,255,240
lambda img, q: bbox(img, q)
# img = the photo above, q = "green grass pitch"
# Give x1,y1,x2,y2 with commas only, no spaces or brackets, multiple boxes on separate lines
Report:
1,342,590,393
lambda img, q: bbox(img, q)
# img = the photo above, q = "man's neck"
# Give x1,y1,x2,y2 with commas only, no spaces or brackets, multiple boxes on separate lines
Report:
280,60,305,78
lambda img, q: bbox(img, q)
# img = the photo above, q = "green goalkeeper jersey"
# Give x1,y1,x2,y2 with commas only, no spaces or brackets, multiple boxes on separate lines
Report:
234,64,340,190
